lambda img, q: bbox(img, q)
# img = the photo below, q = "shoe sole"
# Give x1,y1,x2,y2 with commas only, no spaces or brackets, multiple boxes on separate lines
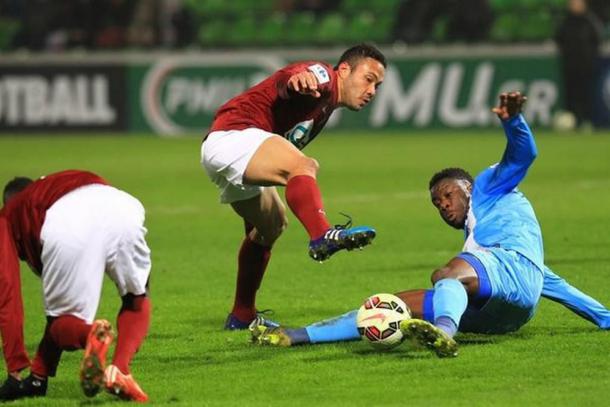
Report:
343,230,376,251
309,230,376,261
81,354,104,397
80,321,113,397
401,320,458,358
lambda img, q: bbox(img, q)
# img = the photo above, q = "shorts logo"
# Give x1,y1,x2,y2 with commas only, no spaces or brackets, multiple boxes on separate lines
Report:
307,64,330,84
284,119,314,149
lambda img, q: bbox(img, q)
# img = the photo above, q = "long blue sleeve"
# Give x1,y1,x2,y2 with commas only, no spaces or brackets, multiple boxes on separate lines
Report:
476,114,538,197
542,266,610,329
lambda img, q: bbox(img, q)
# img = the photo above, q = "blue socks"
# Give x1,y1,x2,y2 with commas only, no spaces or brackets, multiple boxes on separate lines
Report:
431,279,468,337
284,328,310,345
435,316,458,337
302,310,360,344
283,310,360,345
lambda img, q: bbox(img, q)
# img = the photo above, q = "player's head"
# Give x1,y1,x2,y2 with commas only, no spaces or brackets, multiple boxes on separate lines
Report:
3,177,33,205
335,43,386,111
428,168,474,229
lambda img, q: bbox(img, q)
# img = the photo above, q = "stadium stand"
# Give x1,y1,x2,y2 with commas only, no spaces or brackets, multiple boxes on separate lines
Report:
0,0,608,50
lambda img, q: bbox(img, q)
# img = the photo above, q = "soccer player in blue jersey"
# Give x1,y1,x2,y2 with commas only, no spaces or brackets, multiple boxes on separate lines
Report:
250,91,610,356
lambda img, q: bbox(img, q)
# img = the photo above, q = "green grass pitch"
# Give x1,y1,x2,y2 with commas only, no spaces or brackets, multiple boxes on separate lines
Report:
1,129,609,406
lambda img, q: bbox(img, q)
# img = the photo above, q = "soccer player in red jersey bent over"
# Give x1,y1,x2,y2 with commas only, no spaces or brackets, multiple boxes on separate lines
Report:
200,44,387,329
0,170,151,402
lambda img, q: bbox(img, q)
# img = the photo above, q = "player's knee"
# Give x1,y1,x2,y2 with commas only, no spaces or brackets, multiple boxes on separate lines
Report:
252,214,287,245
269,214,288,242
290,156,319,178
431,267,454,284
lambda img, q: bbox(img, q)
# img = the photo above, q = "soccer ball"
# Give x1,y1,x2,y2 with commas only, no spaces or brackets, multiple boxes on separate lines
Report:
356,293,411,350
552,110,576,131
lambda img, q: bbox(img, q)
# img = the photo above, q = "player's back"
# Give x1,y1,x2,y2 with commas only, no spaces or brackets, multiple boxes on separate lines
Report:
1,170,107,274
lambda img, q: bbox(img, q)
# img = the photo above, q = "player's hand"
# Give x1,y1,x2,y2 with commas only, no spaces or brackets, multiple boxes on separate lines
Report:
492,91,527,120
287,71,321,98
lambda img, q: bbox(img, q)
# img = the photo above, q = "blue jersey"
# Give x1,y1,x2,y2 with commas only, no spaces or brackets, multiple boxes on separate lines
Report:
463,114,544,272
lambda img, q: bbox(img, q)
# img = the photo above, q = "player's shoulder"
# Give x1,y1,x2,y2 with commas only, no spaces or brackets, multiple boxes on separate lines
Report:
44,169,99,180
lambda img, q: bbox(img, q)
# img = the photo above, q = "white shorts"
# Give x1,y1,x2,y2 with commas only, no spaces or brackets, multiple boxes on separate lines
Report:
201,128,275,203
40,184,151,324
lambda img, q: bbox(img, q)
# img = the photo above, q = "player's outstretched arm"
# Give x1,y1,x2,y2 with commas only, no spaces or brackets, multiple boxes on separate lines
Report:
542,266,610,329
286,71,321,98
491,91,527,121
479,92,537,196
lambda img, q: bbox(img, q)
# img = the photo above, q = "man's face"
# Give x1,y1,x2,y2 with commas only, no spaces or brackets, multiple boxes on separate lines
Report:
430,178,472,229
337,57,385,111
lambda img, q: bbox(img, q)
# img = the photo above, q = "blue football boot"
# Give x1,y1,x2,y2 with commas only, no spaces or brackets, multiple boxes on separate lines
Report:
308,214,376,262
224,311,280,331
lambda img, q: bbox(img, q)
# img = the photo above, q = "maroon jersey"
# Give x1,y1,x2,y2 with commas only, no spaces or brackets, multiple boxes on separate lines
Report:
0,170,108,275
209,61,339,150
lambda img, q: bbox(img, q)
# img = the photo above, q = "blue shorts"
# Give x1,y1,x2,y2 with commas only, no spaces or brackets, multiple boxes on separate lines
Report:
457,248,543,334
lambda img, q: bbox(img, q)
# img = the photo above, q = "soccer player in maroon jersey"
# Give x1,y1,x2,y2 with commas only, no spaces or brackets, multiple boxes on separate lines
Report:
0,170,150,402
200,44,387,329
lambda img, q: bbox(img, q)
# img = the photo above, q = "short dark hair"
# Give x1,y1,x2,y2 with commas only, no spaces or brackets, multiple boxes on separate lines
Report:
429,168,473,190
3,177,33,205
335,43,387,70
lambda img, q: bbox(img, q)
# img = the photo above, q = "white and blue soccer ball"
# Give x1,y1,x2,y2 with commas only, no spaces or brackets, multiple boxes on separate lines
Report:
356,293,411,350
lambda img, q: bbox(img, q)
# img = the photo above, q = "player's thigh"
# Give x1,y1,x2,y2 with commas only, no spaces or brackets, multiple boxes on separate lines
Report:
431,257,480,297
244,135,317,185
458,249,543,334
40,193,107,323
105,195,151,298
201,128,277,187
231,187,287,244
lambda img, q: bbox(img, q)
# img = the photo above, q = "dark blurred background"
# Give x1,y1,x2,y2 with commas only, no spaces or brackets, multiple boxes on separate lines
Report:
0,0,608,51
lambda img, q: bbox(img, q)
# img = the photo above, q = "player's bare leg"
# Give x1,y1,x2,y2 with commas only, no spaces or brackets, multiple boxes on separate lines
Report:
231,187,287,247
224,188,285,329
244,135,376,262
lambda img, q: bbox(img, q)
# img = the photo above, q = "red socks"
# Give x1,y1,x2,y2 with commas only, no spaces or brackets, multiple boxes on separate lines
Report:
49,315,90,349
31,298,151,377
31,315,90,377
285,175,331,240
112,296,151,374
231,238,271,322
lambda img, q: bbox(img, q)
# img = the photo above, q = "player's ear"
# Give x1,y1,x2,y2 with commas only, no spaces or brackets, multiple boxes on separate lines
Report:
337,61,352,78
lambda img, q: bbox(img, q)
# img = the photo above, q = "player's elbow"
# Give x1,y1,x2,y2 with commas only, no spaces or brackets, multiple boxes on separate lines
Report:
530,146,538,162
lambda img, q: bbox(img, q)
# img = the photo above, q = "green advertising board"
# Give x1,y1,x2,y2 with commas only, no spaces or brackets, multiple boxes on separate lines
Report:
130,55,284,135
129,53,562,134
